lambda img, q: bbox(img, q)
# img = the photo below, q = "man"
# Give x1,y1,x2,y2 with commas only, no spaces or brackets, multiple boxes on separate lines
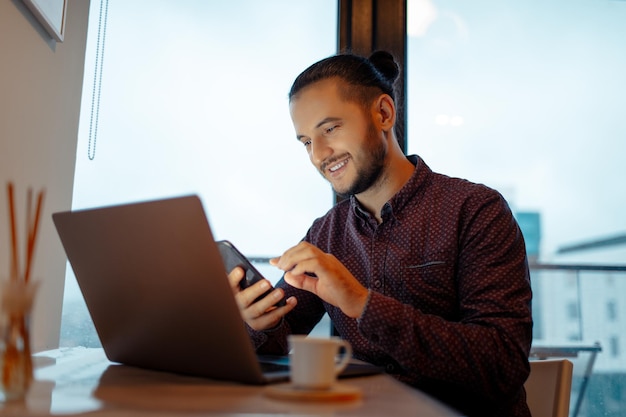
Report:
228,51,533,416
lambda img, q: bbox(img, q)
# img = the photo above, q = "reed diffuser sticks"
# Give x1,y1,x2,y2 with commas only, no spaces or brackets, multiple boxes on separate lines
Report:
6,182,45,283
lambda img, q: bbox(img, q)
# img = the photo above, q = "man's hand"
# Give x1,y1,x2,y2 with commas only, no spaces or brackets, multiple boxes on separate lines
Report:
227,266,297,331
270,242,368,318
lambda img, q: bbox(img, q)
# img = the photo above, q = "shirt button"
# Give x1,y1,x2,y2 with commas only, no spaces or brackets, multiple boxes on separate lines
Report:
373,280,382,288
385,363,396,373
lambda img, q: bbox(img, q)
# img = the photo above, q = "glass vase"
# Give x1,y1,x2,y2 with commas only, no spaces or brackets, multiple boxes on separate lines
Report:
0,280,39,402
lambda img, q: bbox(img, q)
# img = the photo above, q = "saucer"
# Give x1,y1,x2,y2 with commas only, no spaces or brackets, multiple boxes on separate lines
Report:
265,382,362,402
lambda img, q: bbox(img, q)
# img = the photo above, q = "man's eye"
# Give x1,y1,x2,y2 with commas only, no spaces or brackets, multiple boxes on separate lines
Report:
303,139,311,147
325,126,336,134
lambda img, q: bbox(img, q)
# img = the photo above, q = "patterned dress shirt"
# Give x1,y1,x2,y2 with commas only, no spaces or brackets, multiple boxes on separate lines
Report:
249,155,533,416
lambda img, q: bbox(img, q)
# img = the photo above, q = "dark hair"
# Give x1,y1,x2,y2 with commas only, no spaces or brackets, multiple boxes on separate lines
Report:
288,50,400,109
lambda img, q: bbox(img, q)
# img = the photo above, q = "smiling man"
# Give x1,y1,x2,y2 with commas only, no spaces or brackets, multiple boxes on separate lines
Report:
228,51,533,417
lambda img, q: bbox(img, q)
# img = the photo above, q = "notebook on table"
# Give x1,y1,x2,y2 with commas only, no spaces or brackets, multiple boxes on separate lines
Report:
52,195,381,384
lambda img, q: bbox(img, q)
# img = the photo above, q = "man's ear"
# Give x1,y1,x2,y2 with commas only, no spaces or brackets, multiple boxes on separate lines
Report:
372,94,396,131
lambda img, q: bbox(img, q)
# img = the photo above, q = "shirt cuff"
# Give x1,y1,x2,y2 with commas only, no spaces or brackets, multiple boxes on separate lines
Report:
356,290,405,346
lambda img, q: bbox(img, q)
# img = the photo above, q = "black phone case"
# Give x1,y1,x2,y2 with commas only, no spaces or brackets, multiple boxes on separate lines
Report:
217,240,286,307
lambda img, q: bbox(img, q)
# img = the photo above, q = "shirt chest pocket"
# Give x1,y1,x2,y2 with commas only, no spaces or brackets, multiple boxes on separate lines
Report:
396,257,458,317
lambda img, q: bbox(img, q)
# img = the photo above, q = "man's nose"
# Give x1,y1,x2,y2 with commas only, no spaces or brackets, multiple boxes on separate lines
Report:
309,137,332,166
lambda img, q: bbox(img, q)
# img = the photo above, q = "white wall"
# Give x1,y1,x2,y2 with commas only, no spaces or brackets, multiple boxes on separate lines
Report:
0,0,90,351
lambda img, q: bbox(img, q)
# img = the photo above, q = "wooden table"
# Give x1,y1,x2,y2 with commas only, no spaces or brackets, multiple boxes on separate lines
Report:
0,348,462,416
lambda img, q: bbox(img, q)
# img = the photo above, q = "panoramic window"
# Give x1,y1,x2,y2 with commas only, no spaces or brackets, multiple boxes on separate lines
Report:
61,0,336,347
407,0,626,415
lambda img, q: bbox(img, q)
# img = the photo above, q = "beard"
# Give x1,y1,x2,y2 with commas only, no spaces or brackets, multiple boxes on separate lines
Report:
333,124,387,198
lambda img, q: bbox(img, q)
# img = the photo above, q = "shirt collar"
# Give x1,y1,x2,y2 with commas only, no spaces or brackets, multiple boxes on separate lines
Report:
350,155,431,222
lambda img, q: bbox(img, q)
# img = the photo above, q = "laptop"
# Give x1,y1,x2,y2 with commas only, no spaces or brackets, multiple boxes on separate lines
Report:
52,195,381,384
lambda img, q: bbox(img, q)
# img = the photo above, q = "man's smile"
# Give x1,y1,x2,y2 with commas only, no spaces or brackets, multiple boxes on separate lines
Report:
322,156,351,177
329,159,349,172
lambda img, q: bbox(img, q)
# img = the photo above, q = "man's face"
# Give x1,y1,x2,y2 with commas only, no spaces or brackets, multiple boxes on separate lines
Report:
289,78,387,197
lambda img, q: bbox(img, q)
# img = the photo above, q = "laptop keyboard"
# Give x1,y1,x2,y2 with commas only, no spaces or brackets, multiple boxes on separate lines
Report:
259,360,290,373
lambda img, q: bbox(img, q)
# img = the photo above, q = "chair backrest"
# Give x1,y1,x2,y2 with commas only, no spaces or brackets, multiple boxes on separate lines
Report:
525,359,574,417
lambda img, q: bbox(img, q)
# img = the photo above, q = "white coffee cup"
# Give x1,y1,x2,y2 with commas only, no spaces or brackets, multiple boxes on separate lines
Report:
288,335,352,390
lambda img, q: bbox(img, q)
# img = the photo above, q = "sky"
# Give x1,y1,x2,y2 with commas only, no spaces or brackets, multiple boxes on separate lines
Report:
73,0,337,259
406,0,626,259
72,0,626,261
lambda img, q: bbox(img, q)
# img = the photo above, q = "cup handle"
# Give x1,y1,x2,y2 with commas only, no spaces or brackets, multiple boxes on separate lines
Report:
334,339,352,375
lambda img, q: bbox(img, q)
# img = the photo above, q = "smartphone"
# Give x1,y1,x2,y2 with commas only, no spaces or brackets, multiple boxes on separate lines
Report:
217,240,286,307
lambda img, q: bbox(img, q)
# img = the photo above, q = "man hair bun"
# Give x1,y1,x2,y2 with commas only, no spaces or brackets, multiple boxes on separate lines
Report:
368,51,400,83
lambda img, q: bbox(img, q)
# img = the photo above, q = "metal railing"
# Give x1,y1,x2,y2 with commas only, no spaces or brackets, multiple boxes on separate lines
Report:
529,262,626,417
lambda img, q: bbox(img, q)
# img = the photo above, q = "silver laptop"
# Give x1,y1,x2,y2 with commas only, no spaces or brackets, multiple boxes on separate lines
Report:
53,195,291,384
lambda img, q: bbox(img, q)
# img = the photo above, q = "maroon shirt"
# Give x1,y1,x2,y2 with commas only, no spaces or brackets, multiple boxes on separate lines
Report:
250,156,532,416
